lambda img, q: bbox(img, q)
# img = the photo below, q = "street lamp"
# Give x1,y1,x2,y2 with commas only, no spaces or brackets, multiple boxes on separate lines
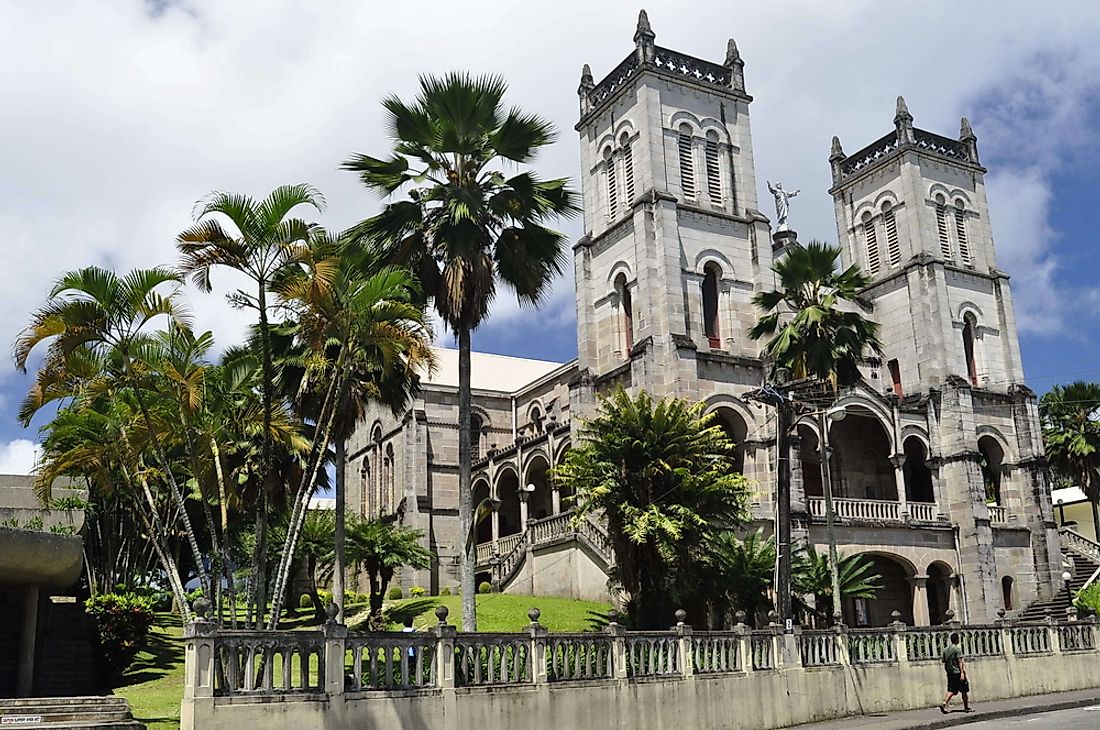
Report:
1063,570,1073,607
818,404,849,625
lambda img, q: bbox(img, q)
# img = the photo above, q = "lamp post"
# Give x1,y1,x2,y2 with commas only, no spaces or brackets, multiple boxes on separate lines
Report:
1063,569,1073,607
1057,498,1065,527
818,405,849,625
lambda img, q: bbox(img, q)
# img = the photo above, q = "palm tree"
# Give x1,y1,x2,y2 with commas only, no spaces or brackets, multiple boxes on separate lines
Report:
177,184,324,626
263,242,434,628
13,266,212,600
701,530,776,628
345,515,433,628
554,387,752,629
1041,382,1100,536
793,545,882,626
749,241,882,387
343,72,579,630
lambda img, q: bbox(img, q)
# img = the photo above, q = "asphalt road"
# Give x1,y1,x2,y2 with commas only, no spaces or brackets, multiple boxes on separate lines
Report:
963,704,1100,729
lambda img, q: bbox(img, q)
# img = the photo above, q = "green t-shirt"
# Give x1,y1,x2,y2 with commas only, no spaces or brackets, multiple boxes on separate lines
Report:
942,644,962,675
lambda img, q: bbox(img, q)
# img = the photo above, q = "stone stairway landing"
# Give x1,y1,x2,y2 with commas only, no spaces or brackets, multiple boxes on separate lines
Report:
0,696,145,729
1018,530,1100,622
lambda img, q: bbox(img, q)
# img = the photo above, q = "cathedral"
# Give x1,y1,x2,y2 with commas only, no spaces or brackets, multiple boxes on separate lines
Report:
344,11,1062,626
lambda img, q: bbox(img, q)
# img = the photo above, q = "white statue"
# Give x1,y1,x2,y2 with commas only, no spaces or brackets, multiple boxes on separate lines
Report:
767,181,799,231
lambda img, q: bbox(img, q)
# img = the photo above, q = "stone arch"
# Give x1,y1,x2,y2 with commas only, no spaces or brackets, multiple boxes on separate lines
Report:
710,406,749,474
902,435,935,504
605,260,635,285
702,395,760,442
927,561,955,625
978,434,1006,504
526,400,546,434
668,111,704,135
495,465,522,537
797,423,824,497
692,248,733,277
1001,575,1016,612
828,404,897,500
523,452,554,520
702,262,722,345
472,476,492,544
927,182,971,206
846,551,916,627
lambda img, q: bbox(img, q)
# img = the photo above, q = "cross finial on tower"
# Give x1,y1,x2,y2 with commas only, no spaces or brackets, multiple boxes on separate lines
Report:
577,64,595,114
894,95,915,144
633,9,657,64
723,38,746,92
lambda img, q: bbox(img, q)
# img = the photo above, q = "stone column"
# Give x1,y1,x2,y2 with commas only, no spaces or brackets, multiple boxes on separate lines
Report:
518,490,530,526
551,487,561,515
527,610,549,684
180,619,217,730
910,576,930,627
323,616,346,696
16,584,39,697
491,505,500,543
891,454,909,518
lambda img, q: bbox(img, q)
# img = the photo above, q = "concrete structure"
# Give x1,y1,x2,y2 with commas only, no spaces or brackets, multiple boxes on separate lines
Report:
180,611,1100,730
344,10,1061,625
1051,487,1096,542
0,475,87,698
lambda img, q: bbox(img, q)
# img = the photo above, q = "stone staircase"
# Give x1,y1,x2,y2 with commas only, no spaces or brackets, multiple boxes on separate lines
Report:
1017,528,1100,622
0,697,144,729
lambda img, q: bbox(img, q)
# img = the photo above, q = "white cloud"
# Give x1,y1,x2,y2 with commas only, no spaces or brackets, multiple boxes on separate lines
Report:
0,439,41,475
0,0,1097,394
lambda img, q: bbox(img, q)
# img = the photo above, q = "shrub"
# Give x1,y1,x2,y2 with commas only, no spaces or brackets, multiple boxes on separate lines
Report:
410,586,426,598
478,581,492,595
299,593,314,609
1075,582,1100,615
386,585,404,600
318,589,332,607
85,593,156,675
439,587,452,597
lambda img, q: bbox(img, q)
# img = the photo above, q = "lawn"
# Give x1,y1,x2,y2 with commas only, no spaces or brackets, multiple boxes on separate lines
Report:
114,594,611,729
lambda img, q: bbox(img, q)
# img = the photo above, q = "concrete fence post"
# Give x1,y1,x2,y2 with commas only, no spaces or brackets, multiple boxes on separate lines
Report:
435,607,457,688
527,609,548,684
997,612,1015,659
1047,616,1062,656
322,607,347,696
674,610,693,678
607,618,628,680
833,622,851,667
733,615,752,674
180,616,217,730
778,625,800,669
891,617,909,668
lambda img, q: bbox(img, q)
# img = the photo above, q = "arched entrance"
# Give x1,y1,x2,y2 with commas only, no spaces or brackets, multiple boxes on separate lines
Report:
798,424,823,497
496,468,521,537
829,409,896,501
927,561,954,625
844,553,914,627
524,455,554,521
978,436,1005,504
903,436,934,504
712,407,748,474
473,478,492,544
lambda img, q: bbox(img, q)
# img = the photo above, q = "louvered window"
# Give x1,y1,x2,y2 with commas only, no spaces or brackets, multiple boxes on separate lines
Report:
605,148,617,218
936,196,952,261
678,129,696,199
954,201,971,266
705,138,721,204
863,213,880,275
623,139,635,204
884,205,901,267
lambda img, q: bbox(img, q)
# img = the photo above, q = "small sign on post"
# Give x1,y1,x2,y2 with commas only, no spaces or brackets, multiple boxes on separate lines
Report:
785,618,794,633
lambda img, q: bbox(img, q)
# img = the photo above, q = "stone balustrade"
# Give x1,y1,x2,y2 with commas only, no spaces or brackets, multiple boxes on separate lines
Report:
181,609,1100,730
1059,526,1100,563
807,496,953,524
988,504,1008,524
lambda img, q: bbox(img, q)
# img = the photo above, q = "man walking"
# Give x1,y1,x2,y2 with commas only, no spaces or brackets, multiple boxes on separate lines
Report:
940,632,973,713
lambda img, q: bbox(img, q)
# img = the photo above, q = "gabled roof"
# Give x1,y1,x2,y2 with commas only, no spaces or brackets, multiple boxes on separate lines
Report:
421,347,567,394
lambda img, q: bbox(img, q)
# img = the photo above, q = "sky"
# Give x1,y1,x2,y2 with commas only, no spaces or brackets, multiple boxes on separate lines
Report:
2,0,1099,474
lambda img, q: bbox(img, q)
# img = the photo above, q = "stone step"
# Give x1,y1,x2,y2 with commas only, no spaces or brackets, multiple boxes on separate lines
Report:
0,697,142,729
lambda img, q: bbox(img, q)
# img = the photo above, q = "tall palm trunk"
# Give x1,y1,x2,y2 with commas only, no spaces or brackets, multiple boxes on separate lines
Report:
334,438,346,623
458,325,476,631
252,283,274,628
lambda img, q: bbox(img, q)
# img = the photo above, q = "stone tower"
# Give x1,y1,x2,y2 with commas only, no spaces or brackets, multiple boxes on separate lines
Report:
829,101,1062,619
571,11,774,407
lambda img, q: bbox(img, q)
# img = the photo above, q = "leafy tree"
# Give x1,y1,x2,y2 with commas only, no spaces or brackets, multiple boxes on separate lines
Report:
700,530,775,628
1041,381,1100,536
555,387,751,629
792,545,882,626
344,516,433,628
177,184,324,626
749,241,882,387
343,72,579,630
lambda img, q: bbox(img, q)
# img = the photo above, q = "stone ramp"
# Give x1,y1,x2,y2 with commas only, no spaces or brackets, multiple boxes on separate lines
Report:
0,696,145,729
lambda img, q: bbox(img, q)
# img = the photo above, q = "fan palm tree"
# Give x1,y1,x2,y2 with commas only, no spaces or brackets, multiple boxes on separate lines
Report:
701,529,776,628
177,183,325,626
345,515,433,628
13,266,212,599
793,545,882,626
555,387,751,629
1041,381,1100,536
343,72,579,630
749,240,882,388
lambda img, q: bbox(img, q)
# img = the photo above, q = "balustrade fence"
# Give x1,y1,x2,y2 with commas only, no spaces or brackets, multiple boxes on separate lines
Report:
186,608,1100,699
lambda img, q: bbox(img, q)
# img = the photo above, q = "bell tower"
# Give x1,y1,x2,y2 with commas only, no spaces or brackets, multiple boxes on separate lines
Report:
829,98,1025,396
572,11,773,402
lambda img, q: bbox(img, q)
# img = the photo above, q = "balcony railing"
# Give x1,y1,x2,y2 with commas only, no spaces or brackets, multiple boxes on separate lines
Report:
988,505,1007,524
908,502,939,522
807,497,947,524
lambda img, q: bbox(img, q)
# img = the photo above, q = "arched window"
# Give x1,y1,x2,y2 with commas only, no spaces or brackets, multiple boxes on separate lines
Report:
360,459,370,514
978,436,1004,505
383,443,394,512
705,131,722,205
621,133,635,204
883,201,901,267
616,273,633,356
954,200,971,266
935,194,952,261
862,211,880,275
1001,576,1014,611
529,406,544,434
678,125,696,200
887,358,902,397
702,263,721,346
962,313,978,386
469,414,483,460
604,146,617,219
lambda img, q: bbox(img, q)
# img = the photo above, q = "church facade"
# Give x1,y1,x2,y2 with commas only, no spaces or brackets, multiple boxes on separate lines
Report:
344,12,1062,626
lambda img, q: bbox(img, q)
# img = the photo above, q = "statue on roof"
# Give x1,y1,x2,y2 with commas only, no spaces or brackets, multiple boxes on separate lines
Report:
767,181,799,231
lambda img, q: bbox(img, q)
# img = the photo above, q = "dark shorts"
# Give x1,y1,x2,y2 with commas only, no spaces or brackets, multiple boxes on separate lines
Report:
946,672,966,693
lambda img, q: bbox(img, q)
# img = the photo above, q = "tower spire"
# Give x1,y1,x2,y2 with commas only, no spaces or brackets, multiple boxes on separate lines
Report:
960,116,979,163
634,9,656,64
724,38,745,93
578,64,595,115
894,95,915,144
829,136,846,184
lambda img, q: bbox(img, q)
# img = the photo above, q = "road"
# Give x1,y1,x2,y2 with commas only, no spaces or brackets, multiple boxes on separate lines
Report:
964,704,1100,729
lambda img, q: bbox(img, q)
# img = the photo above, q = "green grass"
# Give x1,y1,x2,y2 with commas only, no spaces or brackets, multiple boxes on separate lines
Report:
368,593,613,632
113,613,185,730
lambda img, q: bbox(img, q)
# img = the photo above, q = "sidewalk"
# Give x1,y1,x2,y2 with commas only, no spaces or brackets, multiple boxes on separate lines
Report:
794,688,1100,729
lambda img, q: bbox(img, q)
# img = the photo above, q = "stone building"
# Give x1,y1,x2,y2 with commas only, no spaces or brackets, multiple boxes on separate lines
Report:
345,11,1062,625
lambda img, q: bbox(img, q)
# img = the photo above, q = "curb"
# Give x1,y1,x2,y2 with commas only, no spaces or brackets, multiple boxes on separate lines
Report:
889,694,1100,729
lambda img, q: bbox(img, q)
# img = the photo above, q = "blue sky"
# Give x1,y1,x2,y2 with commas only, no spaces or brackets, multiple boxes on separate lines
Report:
1,1,1099,472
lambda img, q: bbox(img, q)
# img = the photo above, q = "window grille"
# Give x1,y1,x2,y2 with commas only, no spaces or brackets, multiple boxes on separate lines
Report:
936,197,952,261
863,213,880,275
705,138,721,204
954,202,971,265
623,138,635,203
678,132,695,199
605,149,618,218
884,206,901,267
